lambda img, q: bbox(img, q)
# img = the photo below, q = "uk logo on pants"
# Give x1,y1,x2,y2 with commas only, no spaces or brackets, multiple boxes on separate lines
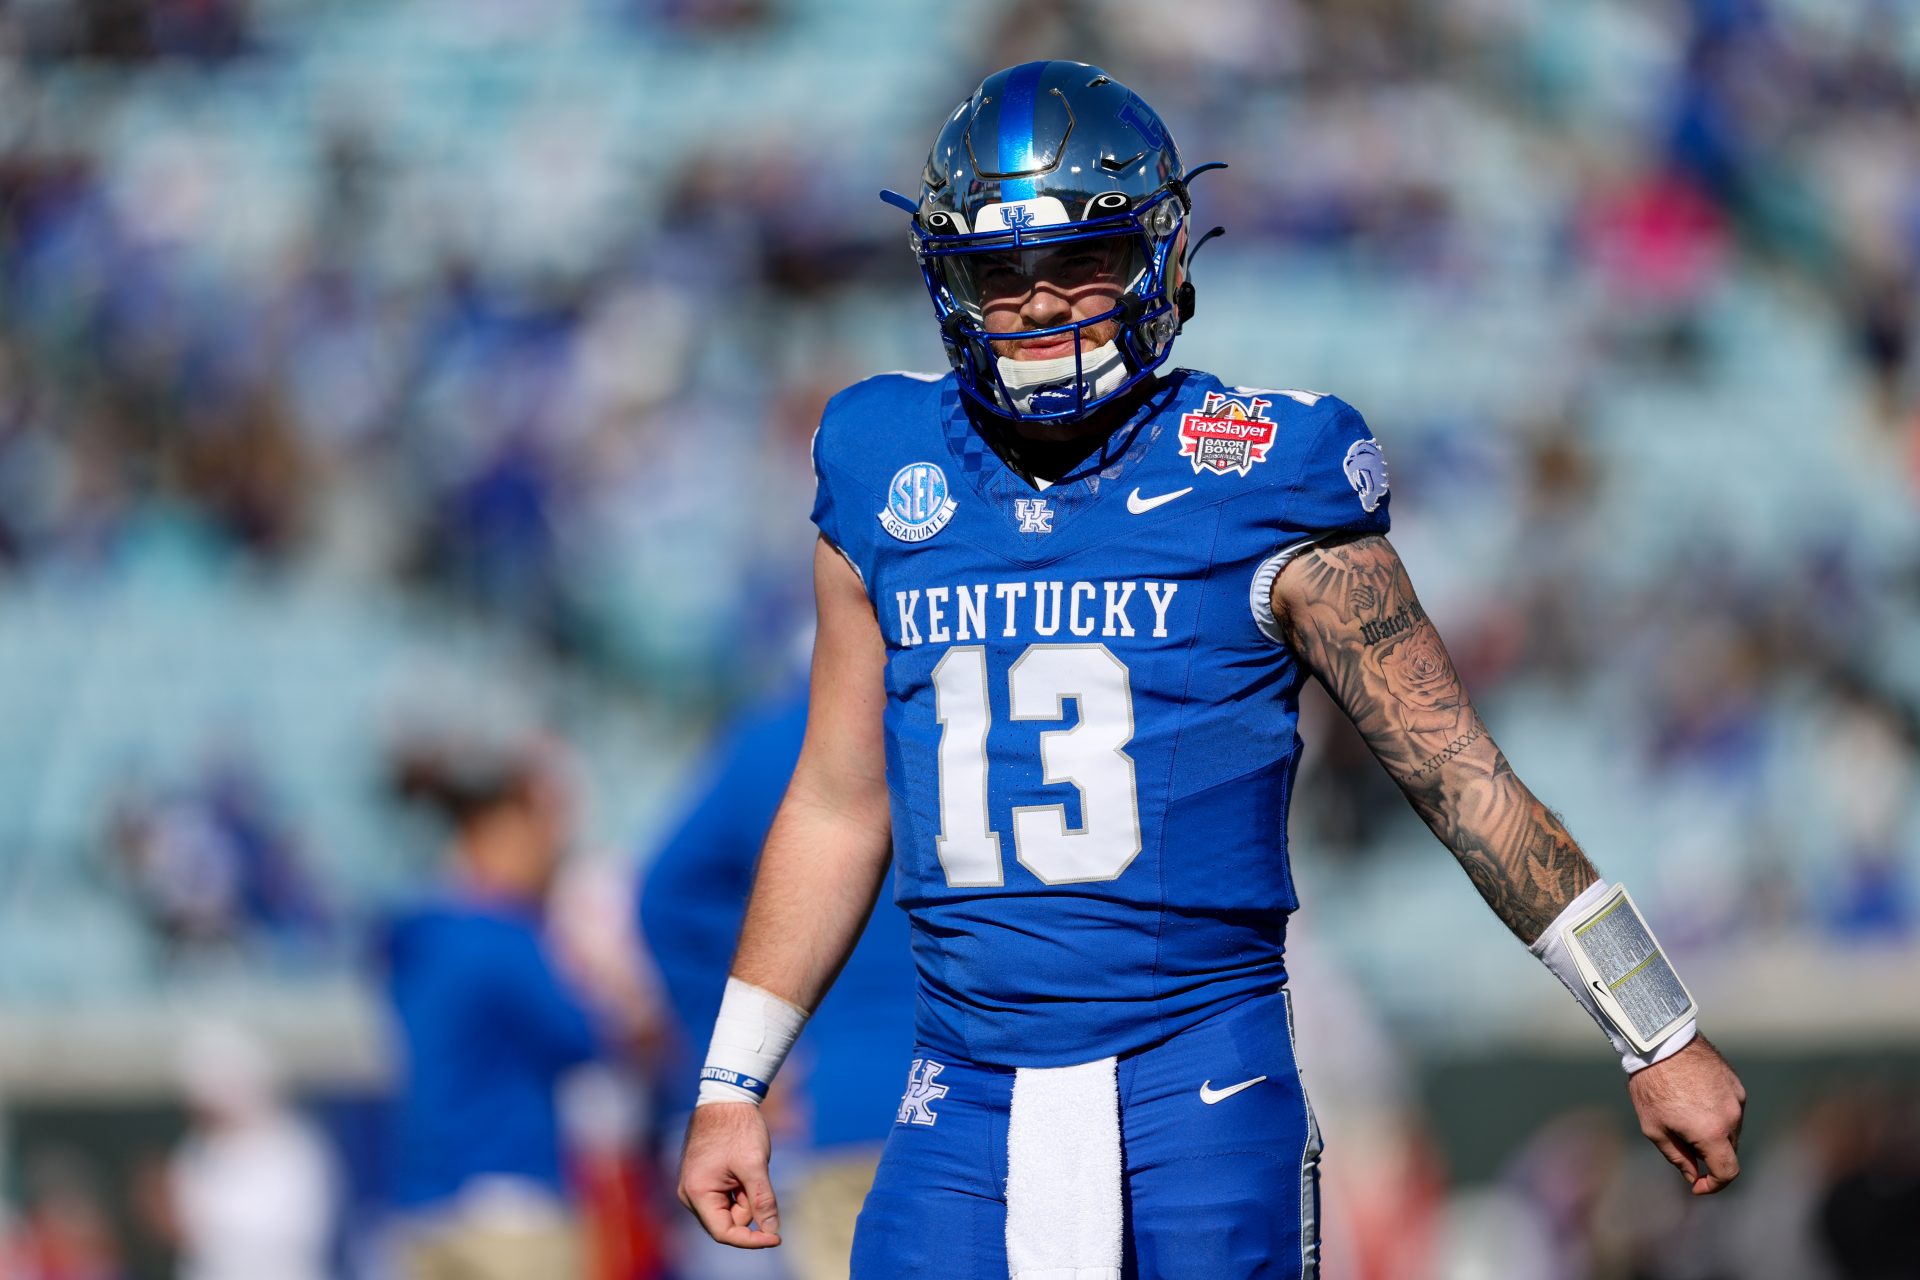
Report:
897,1058,950,1126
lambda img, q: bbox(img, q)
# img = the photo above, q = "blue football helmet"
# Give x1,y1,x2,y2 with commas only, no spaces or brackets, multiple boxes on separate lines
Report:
884,61,1225,423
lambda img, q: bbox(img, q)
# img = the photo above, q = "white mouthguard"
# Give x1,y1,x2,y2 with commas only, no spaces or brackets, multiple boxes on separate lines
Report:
996,340,1130,416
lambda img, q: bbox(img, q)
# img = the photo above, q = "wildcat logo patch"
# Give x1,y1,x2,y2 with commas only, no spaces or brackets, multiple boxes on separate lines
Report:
1342,437,1388,513
1178,392,1275,477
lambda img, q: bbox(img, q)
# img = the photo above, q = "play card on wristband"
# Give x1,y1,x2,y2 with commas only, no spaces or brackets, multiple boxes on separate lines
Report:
1532,881,1698,1072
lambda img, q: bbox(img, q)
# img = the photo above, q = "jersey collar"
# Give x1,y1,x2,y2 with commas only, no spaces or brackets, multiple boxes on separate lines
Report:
939,370,1189,547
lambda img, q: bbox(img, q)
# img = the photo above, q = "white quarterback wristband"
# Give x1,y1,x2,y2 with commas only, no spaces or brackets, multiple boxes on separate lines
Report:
696,977,809,1106
1530,880,1699,1073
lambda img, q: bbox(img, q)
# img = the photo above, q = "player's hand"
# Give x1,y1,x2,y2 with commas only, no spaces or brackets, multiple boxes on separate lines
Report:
1626,1035,1746,1195
678,1102,783,1248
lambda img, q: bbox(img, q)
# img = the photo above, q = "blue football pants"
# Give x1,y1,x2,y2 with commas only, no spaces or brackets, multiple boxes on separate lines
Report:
850,990,1322,1279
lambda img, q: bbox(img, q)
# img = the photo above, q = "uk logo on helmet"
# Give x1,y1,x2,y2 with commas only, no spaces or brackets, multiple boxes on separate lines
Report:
977,197,1070,231
879,462,958,543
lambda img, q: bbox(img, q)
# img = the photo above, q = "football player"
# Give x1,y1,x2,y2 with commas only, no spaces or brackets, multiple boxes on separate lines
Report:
679,61,1747,1279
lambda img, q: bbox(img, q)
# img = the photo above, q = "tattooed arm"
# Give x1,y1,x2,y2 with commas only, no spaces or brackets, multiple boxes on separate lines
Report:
1274,533,1747,1196
1272,533,1594,941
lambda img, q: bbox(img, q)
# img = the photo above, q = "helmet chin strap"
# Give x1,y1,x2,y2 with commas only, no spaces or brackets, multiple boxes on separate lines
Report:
996,341,1130,417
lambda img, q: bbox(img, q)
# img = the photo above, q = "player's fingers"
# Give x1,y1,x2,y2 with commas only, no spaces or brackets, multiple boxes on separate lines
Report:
690,1185,780,1249
688,1186,749,1244
1690,1133,1741,1195
740,1167,783,1241
715,1216,781,1248
1644,1128,1699,1186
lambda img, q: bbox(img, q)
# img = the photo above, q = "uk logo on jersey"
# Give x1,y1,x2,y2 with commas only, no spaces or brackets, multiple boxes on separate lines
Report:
1178,392,1276,477
897,1059,950,1126
1014,497,1054,533
880,462,958,543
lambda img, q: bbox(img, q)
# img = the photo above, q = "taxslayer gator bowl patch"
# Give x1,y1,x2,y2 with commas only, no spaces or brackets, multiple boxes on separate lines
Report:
1178,392,1276,477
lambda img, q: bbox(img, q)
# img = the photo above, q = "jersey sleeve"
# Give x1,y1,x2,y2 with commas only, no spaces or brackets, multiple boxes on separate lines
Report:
809,431,878,598
1279,397,1391,542
808,378,908,593
1250,397,1392,644
808,421,847,556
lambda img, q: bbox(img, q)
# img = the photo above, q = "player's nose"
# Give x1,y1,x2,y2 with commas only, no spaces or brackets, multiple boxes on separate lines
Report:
1019,284,1070,328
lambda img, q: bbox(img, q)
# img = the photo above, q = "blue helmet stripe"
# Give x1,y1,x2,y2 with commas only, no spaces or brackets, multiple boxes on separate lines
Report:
996,61,1046,200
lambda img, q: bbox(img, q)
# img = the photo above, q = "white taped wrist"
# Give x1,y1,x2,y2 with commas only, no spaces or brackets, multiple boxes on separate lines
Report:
696,977,809,1106
1530,880,1699,1073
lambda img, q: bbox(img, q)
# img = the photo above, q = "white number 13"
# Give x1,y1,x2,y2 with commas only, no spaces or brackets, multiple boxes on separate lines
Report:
930,644,1142,887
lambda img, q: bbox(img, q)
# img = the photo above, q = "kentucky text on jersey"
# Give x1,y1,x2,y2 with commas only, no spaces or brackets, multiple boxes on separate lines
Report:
892,580,1179,646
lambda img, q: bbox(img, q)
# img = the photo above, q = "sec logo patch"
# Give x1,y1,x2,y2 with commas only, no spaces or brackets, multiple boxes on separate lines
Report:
879,461,957,543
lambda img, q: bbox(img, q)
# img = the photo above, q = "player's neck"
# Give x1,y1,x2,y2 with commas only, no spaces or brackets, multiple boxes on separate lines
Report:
977,378,1157,488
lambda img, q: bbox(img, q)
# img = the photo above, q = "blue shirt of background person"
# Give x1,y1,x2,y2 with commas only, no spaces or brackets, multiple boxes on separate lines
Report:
640,684,914,1150
381,747,602,1209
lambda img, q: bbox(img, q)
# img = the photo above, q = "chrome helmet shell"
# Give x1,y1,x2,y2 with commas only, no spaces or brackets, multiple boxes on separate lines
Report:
896,61,1215,423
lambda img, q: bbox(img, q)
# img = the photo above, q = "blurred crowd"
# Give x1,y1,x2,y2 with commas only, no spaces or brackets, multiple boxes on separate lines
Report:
106,751,331,965
0,0,1916,937
3,0,1920,1276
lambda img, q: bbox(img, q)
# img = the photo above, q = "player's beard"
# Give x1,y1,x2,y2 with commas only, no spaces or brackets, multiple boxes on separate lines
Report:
987,316,1123,362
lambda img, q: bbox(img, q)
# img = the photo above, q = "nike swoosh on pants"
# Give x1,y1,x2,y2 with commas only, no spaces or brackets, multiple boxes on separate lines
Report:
1198,1075,1268,1105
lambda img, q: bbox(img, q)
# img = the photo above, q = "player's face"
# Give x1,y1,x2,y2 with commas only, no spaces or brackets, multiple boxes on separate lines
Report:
951,236,1144,360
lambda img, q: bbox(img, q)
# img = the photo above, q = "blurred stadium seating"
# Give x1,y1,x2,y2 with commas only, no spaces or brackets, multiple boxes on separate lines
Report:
2,0,1919,1276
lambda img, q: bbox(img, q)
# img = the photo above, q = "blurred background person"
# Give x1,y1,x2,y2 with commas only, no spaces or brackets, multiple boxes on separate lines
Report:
640,670,915,1280
380,739,649,1280
9,1149,126,1280
151,1023,336,1280
105,752,332,974
1814,1084,1920,1280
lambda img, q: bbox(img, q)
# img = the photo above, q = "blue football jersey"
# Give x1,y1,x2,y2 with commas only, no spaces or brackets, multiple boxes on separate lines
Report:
810,369,1390,1067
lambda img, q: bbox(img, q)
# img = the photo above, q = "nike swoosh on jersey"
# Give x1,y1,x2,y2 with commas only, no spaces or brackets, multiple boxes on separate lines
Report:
1127,486,1192,514
1198,1075,1268,1105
